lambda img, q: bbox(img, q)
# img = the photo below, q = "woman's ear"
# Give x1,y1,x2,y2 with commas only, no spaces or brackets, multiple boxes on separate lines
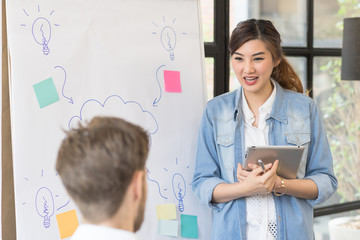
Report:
274,58,281,67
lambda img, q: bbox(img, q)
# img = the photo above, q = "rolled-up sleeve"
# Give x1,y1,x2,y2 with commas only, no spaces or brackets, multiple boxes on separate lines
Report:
192,105,227,210
305,101,338,206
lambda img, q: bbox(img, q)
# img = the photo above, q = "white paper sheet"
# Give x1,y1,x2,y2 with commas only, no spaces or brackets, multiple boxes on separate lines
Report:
6,0,211,239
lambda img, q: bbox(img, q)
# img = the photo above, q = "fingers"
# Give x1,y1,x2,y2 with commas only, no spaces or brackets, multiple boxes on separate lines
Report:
270,160,279,172
248,163,258,170
237,163,250,182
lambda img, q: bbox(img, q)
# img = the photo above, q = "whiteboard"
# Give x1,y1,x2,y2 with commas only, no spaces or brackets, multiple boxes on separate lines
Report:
6,0,211,239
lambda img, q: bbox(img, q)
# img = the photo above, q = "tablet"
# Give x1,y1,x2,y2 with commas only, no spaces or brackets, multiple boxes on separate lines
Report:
243,145,305,179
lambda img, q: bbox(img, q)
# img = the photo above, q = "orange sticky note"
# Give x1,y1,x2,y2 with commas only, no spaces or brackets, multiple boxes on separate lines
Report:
56,209,79,239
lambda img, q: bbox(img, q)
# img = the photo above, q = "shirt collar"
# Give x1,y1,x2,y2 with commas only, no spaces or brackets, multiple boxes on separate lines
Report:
73,224,138,240
260,79,277,116
240,79,277,124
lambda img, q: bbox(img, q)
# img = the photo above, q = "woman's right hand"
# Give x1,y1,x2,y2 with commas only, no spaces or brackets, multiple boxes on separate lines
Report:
237,161,279,195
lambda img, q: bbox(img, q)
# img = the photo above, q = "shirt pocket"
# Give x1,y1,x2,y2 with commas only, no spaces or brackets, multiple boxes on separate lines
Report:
216,134,235,182
285,133,310,178
285,133,310,146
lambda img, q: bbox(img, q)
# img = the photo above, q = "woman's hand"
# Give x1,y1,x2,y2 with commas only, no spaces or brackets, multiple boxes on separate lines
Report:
236,160,279,195
212,160,282,203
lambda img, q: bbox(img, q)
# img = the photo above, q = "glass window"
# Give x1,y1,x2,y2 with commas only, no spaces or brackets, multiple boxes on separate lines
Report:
314,0,342,48
205,57,214,100
229,0,250,33
229,59,240,92
230,0,307,47
287,56,307,91
200,0,214,42
313,57,360,205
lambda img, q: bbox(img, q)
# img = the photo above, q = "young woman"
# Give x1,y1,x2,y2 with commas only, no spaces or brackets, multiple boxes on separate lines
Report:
192,19,337,240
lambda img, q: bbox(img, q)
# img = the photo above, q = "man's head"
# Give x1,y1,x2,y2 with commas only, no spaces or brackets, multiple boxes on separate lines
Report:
56,116,149,231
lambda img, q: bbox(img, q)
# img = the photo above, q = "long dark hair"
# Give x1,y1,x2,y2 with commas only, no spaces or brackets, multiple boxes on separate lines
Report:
229,19,303,93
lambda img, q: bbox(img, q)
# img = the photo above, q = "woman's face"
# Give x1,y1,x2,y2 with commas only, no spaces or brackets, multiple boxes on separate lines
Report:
231,39,279,97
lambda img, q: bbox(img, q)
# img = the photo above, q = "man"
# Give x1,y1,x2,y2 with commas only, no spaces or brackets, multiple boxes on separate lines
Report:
56,116,149,240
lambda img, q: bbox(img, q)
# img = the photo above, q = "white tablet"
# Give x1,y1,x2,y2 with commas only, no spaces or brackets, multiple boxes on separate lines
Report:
243,145,305,179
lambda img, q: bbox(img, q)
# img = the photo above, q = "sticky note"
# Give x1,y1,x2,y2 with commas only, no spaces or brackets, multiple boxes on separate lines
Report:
33,77,59,108
158,219,178,237
181,214,198,238
56,209,79,239
156,204,177,219
164,70,181,93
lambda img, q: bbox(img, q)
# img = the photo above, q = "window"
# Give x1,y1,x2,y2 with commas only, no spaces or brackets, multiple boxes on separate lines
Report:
201,0,360,234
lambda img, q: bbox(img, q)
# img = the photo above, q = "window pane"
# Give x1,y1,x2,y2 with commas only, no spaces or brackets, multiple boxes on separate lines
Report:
200,0,214,42
287,57,307,91
229,59,240,92
314,210,360,240
313,57,360,205
205,57,214,100
314,0,360,48
230,0,307,47
314,0,341,48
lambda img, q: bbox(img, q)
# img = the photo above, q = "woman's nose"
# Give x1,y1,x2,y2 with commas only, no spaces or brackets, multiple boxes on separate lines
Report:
244,61,255,74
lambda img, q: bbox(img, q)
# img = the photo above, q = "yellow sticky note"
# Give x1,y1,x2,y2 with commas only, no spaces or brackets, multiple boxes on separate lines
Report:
156,204,177,220
56,209,79,239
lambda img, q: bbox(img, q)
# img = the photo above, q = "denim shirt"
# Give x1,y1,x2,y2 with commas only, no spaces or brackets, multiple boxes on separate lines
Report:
192,81,338,240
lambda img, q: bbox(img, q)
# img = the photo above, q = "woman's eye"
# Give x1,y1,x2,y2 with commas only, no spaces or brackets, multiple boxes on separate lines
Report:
254,57,264,61
234,57,243,61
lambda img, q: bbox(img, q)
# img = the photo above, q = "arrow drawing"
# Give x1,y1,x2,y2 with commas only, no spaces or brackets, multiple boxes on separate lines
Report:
54,66,74,104
146,167,168,199
153,64,166,107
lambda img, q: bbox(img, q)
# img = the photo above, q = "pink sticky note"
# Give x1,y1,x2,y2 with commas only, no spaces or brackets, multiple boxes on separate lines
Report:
164,70,181,93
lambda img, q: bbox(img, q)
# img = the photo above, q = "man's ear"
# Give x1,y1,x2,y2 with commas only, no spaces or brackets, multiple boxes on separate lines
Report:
132,170,144,201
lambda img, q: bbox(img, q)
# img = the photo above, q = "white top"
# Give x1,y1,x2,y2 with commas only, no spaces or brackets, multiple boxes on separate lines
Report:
71,224,138,240
242,82,277,240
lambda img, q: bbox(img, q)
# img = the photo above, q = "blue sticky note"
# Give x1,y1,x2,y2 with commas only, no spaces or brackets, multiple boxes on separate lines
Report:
158,219,178,237
33,77,59,108
181,214,198,238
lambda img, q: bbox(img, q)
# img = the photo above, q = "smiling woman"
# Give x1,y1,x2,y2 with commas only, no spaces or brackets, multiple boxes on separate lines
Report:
192,19,337,240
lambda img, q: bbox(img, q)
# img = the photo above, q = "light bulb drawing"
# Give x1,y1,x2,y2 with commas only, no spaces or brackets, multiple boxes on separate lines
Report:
161,26,176,61
32,17,51,55
35,187,54,228
22,169,72,229
172,173,186,212
152,17,187,61
21,6,60,56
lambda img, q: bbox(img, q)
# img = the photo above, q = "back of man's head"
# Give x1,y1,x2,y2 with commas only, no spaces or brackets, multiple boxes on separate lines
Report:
56,116,149,224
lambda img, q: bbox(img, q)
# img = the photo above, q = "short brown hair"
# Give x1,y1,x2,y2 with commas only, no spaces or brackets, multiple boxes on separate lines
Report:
56,116,149,222
229,19,304,93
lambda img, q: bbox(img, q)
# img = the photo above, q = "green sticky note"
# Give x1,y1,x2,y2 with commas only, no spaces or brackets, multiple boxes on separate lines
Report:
181,214,198,238
33,77,59,108
158,219,178,237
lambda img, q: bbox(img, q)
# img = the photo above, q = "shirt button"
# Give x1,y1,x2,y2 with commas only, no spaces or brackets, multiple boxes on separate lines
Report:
225,138,229,143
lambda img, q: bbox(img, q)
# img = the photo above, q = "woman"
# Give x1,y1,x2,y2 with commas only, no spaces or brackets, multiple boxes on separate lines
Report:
192,19,337,240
